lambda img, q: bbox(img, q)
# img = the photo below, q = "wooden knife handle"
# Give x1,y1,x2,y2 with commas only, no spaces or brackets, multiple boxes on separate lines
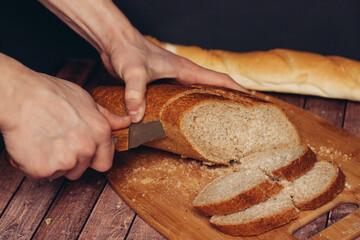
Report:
111,128,130,152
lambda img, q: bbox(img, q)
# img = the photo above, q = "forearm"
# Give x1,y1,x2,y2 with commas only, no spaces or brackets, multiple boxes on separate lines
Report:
38,0,136,53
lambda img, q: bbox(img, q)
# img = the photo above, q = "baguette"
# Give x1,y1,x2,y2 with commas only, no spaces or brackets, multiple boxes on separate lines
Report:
147,36,360,101
92,84,301,165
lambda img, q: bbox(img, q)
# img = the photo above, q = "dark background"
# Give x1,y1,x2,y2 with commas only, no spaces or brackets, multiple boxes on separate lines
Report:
1,1,359,75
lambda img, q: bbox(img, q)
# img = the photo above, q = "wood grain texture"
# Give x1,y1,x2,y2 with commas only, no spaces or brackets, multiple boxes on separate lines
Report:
266,92,305,108
0,177,63,239
112,129,130,151
304,96,347,127
344,101,360,138
0,151,24,215
126,216,166,240
32,170,106,240
78,184,136,240
292,213,328,240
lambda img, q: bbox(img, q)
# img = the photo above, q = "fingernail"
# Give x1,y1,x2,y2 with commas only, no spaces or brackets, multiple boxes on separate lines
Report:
128,106,145,123
121,116,131,121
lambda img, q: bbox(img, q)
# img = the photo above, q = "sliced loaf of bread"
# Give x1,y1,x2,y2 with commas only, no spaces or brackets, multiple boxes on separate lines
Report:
240,145,316,181
193,169,283,216
206,161,345,236
210,191,299,236
92,84,301,165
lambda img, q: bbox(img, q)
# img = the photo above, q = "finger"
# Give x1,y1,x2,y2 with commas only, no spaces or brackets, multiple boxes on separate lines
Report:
123,69,149,123
96,104,131,130
176,58,250,93
48,170,67,180
90,138,115,173
64,156,92,180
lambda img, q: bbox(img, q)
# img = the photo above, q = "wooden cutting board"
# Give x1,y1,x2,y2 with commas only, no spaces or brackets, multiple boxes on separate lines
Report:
107,93,360,240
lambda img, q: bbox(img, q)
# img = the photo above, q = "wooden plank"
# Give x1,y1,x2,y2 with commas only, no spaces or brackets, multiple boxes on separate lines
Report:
291,213,328,240
304,96,347,127
0,151,24,215
327,203,359,226
126,216,166,240
265,92,305,108
78,184,136,240
32,170,106,240
343,101,360,138
0,177,63,239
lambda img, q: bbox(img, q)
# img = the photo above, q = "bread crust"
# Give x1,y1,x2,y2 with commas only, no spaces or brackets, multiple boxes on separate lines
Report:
210,205,299,236
295,164,346,210
147,36,360,101
193,178,283,216
272,146,317,181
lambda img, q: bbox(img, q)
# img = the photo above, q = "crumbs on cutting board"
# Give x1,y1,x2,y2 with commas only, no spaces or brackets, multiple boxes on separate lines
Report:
116,155,237,201
308,145,353,163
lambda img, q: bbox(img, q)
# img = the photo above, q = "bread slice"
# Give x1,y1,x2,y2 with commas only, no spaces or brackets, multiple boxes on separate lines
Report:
92,84,301,165
206,161,345,236
210,191,299,236
240,145,317,181
193,169,283,216
287,161,345,210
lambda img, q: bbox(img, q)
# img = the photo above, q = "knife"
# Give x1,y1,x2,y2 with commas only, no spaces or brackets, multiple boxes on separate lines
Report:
6,120,167,168
112,120,166,151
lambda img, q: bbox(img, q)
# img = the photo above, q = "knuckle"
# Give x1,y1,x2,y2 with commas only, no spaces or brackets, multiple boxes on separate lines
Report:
58,156,77,170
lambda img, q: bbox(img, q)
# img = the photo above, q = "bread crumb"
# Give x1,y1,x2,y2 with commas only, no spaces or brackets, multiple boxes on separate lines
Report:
140,178,154,184
45,218,52,225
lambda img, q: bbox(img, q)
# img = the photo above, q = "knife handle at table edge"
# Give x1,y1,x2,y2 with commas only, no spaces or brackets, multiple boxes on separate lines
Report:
5,128,130,169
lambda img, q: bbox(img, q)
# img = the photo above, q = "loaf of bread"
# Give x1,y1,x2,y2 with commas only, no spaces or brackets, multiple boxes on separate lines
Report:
202,161,345,236
147,36,360,101
92,84,301,165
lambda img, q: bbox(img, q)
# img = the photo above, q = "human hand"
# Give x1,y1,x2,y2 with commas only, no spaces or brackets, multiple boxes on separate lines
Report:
39,0,248,124
0,54,131,180
100,30,249,123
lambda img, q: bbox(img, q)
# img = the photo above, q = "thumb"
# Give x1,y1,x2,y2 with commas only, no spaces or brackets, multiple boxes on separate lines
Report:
96,104,131,130
124,73,148,123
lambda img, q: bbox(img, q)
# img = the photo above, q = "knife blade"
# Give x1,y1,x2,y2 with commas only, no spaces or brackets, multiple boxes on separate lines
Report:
112,120,166,151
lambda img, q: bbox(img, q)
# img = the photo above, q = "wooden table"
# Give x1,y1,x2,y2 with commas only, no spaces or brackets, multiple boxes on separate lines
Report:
0,60,359,240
